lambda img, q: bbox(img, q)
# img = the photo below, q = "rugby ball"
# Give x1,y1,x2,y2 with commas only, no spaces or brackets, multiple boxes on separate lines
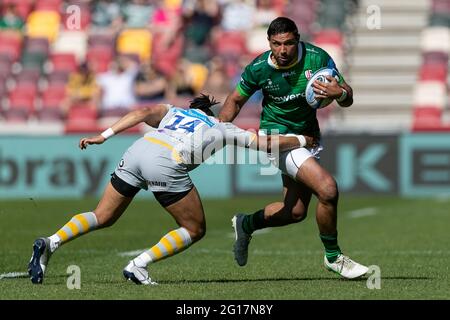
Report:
305,67,340,109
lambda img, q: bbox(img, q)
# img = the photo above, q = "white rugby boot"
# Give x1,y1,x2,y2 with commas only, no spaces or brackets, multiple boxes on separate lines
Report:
123,260,157,285
324,254,369,279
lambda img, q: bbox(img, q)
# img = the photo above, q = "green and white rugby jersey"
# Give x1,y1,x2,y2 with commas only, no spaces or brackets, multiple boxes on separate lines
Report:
237,42,345,136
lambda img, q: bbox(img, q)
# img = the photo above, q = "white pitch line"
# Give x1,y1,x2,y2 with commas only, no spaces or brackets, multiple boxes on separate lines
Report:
0,272,29,280
347,207,378,218
117,249,147,257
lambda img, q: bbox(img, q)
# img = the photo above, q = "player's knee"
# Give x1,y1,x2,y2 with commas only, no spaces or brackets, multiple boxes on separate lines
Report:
317,179,339,204
186,224,206,242
291,208,307,223
94,212,116,229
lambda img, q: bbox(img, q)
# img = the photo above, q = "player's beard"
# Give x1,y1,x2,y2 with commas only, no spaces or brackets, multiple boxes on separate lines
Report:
274,52,296,67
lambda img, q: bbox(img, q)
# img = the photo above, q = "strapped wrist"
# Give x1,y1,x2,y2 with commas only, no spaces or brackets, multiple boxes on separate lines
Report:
101,128,115,140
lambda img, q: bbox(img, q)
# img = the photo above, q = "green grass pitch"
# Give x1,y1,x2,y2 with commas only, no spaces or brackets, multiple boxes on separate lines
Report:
0,195,449,300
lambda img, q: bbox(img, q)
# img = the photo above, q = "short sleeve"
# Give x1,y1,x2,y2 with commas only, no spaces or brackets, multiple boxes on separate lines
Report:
236,64,259,97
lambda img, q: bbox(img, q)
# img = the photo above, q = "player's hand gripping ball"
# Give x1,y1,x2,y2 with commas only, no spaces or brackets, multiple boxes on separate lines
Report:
305,67,340,109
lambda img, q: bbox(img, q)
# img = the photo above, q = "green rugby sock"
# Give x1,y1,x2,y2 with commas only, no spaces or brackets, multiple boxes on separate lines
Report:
242,209,265,235
320,233,342,263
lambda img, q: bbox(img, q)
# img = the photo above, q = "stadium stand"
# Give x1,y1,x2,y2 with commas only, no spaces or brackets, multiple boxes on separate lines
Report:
0,0,445,134
327,0,436,132
412,0,450,131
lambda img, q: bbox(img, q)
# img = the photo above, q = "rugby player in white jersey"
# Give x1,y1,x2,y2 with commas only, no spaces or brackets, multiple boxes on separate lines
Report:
28,94,317,285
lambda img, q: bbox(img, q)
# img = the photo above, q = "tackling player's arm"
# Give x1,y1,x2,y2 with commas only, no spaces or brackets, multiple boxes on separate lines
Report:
252,134,318,153
79,104,170,149
218,89,249,122
221,123,317,153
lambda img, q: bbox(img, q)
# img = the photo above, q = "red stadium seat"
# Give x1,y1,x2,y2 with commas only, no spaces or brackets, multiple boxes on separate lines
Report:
213,31,248,58
5,89,36,121
25,37,50,55
50,53,78,73
38,86,66,121
0,37,22,62
46,70,70,86
313,29,343,46
35,0,62,11
65,104,99,133
412,106,443,131
419,63,448,82
86,46,113,73
15,69,41,84
3,0,35,20
41,85,66,106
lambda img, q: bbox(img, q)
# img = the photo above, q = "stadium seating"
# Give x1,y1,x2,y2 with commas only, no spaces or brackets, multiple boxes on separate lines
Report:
49,53,78,73
117,29,152,62
0,31,22,62
38,85,67,121
412,0,449,131
26,10,61,43
64,104,98,133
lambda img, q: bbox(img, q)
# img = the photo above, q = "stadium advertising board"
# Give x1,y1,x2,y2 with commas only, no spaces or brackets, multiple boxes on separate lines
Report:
1,134,449,198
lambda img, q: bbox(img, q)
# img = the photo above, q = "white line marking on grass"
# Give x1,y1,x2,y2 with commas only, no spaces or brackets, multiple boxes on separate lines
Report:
117,249,147,257
347,207,378,218
0,272,29,280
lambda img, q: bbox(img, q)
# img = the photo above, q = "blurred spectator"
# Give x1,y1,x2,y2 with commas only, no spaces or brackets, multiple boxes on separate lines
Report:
182,0,220,63
202,56,231,103
96,55,139,117
122,0,155,28
134,61,167,102
254,0,280,27
220,0,256,31
150,0,184,79
91,0,123,30
247,0,280,56
62,62,100,115
0,4,24,31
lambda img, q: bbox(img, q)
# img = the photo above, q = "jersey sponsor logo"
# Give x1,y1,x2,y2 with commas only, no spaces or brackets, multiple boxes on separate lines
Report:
306,47,319,54
263,79,280,91
148,181,167,187
268,92,305,102
304,70,313,79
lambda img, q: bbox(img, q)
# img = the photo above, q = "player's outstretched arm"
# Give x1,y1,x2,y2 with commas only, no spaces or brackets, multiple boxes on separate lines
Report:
79,104,169,150
253,134,318,153
218,89,249,122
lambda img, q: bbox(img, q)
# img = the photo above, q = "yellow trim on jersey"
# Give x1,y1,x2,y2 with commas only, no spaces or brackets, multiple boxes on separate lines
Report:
144,137,182,164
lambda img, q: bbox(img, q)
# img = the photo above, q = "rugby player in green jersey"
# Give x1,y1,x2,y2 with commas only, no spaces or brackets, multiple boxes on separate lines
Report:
219,17,368,279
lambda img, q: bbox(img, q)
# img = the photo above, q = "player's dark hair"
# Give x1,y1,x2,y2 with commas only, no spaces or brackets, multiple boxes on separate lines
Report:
188,93,219,116
267,17,300,42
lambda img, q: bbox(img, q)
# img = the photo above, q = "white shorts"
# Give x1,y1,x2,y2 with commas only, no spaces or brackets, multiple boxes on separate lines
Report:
273,144,323,180
114,136,193,193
